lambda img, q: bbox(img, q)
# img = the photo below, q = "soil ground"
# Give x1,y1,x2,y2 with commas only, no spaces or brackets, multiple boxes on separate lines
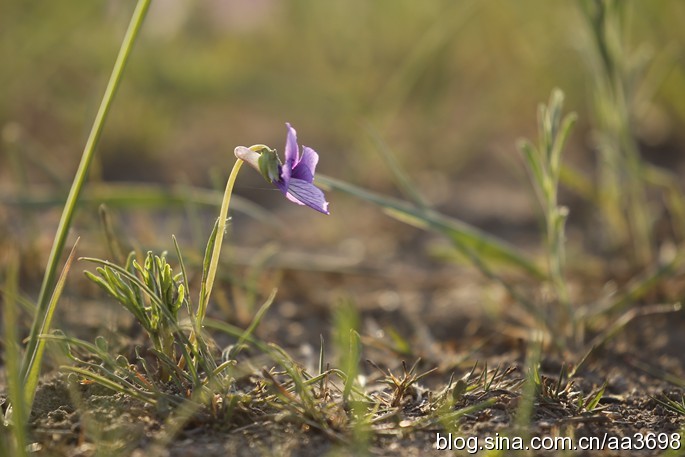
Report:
7,180,685,457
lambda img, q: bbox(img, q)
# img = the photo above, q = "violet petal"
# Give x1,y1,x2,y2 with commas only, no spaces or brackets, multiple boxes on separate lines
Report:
282,123,299,185
285,178,330,214
291,146,319,182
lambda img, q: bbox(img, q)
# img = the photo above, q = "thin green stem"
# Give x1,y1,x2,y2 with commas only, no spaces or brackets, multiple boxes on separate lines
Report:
197,159,244,322
21,0,152,381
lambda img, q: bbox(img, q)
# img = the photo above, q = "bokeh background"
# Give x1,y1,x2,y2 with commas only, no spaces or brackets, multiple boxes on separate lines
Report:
2,1,685,312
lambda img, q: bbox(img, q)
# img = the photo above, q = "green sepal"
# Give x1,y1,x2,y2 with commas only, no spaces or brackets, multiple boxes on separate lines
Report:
257,147,281,183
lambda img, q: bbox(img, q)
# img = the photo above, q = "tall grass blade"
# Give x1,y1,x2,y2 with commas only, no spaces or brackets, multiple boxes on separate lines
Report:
21,0,152,387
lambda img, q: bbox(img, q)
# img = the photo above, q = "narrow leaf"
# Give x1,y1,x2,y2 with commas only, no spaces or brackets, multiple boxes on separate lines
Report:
24,239,79,411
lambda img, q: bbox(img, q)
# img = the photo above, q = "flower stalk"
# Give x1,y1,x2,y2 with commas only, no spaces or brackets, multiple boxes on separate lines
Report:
197,158,244,323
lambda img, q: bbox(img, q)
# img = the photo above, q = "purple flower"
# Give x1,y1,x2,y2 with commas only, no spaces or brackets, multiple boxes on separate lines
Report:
234,123,330,215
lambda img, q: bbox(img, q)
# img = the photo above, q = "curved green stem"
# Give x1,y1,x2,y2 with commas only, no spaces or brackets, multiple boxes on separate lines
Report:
197,159,244,322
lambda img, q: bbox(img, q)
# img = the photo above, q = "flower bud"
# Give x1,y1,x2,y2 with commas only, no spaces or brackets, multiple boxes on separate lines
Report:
234,144,281,183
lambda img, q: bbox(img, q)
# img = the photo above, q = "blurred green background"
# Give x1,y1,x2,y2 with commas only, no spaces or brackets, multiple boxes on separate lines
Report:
2,1,685,250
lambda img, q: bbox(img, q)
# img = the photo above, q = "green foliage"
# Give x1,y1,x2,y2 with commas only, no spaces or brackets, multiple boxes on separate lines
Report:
71,203,276,415
519,89,577,344
78,247,219,394
84,252,186,363
578,0,654,264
